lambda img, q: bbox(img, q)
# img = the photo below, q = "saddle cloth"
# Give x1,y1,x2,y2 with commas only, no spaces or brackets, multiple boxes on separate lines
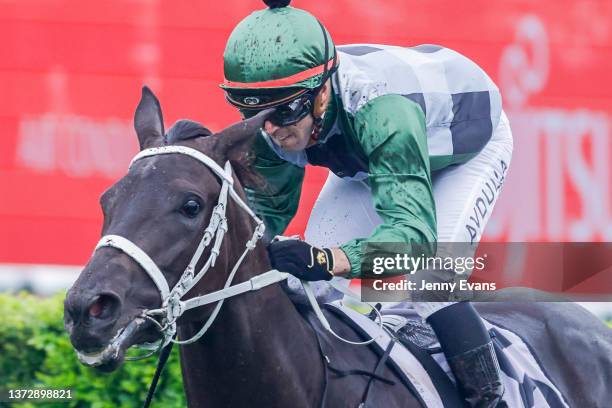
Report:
325,301,569,408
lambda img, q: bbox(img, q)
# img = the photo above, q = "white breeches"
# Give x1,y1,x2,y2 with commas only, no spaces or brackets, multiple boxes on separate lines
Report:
304,112,514,319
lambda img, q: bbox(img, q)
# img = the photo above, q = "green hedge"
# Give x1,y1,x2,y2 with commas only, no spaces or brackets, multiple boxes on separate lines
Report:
0,292,185,407
1,292,611,407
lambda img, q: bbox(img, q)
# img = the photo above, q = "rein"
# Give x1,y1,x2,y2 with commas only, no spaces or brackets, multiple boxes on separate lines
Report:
87,145,385,406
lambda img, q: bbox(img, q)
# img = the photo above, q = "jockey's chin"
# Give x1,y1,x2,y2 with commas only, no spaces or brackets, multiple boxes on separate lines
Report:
264,115,316,152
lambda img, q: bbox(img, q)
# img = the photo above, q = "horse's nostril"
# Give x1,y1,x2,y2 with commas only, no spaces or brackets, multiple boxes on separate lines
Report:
87,294,120,320
89,298,103,318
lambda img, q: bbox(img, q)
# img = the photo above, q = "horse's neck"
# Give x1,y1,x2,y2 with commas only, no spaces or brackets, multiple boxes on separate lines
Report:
178,247,323,407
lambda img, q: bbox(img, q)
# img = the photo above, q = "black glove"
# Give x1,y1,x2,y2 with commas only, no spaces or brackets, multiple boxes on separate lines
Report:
267,239,334,281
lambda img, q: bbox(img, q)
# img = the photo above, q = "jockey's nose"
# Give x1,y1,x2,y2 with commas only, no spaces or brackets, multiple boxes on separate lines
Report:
264,120,281,134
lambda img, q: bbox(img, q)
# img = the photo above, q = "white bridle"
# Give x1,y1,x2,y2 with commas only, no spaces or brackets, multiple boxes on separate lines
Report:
93,145,290,349
80,145,382,366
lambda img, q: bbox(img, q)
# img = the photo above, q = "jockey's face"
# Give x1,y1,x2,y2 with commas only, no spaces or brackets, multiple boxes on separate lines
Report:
262,79,331,152
264,113,316,151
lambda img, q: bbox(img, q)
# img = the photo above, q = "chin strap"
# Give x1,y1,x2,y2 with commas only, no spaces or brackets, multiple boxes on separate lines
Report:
311,113,324,141
310,17,336,143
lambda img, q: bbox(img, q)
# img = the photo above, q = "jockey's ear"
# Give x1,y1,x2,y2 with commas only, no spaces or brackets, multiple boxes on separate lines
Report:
313,79,332,119
134,86,165,150
213,108,275,162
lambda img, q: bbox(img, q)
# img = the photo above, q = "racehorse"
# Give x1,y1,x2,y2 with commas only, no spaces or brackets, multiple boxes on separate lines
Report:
64,87,612,407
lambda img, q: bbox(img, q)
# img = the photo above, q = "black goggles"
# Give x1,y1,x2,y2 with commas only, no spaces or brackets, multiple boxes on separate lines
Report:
240,92,315,127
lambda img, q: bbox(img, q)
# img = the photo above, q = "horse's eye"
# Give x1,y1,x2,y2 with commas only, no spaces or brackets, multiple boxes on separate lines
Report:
181,199,201,218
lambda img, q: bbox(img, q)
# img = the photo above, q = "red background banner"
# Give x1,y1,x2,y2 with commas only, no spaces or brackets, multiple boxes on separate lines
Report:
2,0,612,266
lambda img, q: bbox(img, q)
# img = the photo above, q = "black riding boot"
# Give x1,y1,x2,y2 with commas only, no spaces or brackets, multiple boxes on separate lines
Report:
427,302,505,408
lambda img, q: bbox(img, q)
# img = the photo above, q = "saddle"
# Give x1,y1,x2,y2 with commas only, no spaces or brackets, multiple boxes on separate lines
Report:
287,282,569,408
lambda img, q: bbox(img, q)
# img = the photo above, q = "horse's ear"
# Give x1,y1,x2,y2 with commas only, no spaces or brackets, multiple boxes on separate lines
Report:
213,109,275,161
134,86,164,150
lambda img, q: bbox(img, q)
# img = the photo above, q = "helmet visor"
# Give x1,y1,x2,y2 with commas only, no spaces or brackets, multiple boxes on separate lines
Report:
239,92,314,127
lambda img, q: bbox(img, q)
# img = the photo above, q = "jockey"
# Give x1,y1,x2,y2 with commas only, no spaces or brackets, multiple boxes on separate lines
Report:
221,1,512,407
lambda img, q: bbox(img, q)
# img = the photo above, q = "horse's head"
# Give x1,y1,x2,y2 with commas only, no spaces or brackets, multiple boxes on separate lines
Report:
64,87,273,372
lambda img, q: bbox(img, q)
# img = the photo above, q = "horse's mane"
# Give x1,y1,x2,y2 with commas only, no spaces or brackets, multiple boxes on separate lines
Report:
165,120,212,143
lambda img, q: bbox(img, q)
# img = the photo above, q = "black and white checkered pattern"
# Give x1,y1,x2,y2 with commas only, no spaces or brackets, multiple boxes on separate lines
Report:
334,44,503,158
329,302,570,408
430,320,569,408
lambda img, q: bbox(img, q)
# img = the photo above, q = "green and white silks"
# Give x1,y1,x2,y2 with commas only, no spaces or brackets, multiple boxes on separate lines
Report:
246,44,506,279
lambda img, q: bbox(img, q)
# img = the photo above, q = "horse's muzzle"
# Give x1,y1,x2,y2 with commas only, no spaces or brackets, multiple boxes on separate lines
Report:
65,290,121,341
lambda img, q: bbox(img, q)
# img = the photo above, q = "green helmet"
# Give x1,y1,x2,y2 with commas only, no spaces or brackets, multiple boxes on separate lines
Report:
221,0,338,110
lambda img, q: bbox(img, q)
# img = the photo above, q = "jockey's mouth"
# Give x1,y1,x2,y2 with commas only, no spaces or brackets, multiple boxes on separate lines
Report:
274,132,294,142
270,130,300,147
